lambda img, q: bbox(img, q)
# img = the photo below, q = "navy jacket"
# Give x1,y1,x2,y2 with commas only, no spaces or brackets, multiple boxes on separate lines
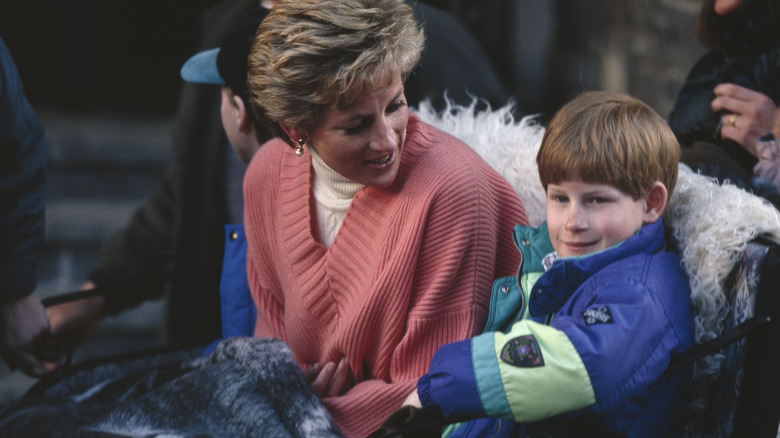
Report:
418,219,695,437
0,35,46,300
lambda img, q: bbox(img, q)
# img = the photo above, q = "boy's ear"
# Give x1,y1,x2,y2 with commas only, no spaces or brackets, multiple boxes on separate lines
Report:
233,95,252,133
642,181,668,224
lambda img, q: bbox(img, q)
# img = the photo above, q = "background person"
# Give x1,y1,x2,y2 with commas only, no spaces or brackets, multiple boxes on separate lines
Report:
668,0,780,199
243,0,527,435
0,35,49,373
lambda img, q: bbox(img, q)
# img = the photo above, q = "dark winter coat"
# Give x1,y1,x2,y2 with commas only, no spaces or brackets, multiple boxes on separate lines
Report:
0,35,46,301
668,0,780,174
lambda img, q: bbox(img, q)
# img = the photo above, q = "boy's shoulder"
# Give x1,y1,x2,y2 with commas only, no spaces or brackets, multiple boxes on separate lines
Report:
587,230,690,312
594,220,686,283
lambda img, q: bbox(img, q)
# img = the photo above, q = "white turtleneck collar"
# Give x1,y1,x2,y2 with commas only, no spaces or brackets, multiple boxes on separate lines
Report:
309,147,365,247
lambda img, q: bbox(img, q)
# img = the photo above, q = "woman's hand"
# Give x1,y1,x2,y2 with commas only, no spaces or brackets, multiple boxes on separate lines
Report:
402,388,422,408
303,357,353,397
711,83,778,157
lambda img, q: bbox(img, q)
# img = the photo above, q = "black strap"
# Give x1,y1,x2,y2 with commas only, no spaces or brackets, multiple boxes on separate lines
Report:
40,288,107,307
667,312,771,372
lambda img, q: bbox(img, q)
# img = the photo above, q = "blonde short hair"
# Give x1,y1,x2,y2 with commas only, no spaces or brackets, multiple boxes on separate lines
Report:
537,91,681,202
247,0,424,145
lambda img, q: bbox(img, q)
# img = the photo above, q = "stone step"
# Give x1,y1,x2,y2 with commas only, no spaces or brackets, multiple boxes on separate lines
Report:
44,199,146,245
38,110,174,167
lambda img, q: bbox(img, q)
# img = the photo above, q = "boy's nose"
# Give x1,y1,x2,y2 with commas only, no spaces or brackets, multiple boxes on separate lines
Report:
565,210,588,231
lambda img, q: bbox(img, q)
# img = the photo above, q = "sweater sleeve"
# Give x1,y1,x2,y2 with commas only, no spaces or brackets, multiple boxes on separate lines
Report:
323,145,527,437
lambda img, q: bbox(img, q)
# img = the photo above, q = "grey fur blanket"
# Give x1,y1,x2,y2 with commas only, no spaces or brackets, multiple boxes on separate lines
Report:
0,337,342,437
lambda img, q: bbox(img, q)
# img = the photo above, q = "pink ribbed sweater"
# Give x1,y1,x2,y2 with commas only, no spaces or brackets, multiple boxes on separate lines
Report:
243,114,527,437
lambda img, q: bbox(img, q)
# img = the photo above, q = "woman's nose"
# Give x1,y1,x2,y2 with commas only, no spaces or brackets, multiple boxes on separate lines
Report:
371,118,396,151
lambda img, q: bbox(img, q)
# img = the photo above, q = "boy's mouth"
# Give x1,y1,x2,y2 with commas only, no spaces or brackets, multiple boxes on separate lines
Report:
565,240,597,252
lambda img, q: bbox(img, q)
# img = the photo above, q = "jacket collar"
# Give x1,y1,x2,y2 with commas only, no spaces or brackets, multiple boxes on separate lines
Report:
513,222,554,277
528,218,667,316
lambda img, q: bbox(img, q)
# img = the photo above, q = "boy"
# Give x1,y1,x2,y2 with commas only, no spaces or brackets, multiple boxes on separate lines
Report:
399,91,695,437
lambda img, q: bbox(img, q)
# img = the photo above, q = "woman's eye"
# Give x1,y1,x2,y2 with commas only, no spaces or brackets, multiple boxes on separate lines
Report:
344,120,369,135
387,100,407,114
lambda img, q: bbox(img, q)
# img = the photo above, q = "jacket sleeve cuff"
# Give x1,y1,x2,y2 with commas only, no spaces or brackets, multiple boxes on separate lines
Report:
416,373,444,419
421,338,486,421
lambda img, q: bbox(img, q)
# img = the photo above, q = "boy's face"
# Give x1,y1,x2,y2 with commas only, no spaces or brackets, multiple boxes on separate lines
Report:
546,180,652,258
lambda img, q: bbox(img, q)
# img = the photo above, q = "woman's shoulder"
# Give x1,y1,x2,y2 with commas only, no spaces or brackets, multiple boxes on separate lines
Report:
253,137,290,158
405,114,495,176
245,138,303,191
400,116,523,219
247,138,292,173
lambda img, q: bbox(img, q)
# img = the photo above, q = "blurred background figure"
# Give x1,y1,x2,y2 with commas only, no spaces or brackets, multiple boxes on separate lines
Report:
0,36,48,374
668,0,780,202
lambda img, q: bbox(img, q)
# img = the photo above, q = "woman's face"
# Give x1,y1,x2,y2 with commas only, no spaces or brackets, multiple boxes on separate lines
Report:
713,0,743,15
305,76,409,188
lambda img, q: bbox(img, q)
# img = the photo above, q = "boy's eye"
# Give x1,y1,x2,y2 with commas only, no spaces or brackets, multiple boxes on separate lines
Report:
553,195,568,203
589,197,607,204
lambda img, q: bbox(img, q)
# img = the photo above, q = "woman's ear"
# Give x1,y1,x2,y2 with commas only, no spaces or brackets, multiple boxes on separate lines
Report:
642,181,668,224
279,124,305,146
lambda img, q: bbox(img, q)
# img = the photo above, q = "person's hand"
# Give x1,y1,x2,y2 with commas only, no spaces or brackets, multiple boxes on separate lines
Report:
774,104,780,138
46,281,106,353
711,83,778,157
0,293,51,372
402,388,422,408
303,357,353,397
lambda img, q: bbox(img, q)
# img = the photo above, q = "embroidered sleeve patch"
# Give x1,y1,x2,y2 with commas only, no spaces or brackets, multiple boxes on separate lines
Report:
500,335,544,368
581,306,614,325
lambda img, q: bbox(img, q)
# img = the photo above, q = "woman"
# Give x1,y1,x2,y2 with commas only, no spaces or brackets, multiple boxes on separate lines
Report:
668,0,780,197
244,0,528,436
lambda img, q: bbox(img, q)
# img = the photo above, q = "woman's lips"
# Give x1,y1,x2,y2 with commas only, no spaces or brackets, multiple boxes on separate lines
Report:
365,152,395,169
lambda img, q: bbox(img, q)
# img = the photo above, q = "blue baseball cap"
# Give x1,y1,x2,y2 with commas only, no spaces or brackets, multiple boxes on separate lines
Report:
180,7,269,97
